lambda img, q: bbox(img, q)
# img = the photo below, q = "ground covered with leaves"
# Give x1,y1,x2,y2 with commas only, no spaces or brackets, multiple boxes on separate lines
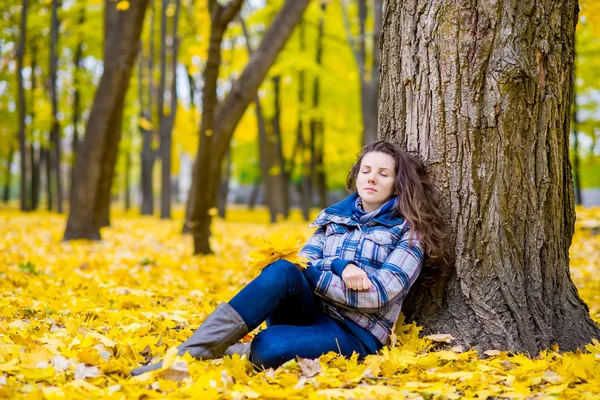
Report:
1,206,600,399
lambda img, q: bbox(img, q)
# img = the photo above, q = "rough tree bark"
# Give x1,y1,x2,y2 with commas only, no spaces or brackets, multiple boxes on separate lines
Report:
64,0,149,240
379,0,600,352
17,0,29,211
186,0,311,254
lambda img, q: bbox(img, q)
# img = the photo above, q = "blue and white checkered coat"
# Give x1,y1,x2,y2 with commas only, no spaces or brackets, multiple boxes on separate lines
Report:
299,193,424,346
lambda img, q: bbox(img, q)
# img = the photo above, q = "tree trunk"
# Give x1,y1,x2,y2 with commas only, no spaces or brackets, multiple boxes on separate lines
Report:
379,0,600,353
248,179,261,210
187,0,312,254
159,0,181,219
140,0,156,216
239,16,278,223
138,52,155,216
124,146,131,211
49,0,63,214
3,147,14,203
297,23,311,221
17,0,29,211
217,147,232,218
271,76,290,218
341,0,381,146
30,43,40,210
64,0,149,240
71,7,85,202
311,1,327,210
43,147,53,211
572,78,582,205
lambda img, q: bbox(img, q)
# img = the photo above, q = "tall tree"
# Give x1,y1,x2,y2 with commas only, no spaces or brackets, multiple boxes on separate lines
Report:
70,6,85,200
240,16,279,223
64,0,149,240
297,22,311,221
159,0,181,219
49,0,63,213
379,0,600,352
186,0,312,254
310,1,327,210
342,0,382,145
139,0,156,216
17,0,29,211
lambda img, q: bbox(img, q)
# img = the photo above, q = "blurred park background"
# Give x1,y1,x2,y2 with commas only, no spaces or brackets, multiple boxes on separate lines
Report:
0,0,599,221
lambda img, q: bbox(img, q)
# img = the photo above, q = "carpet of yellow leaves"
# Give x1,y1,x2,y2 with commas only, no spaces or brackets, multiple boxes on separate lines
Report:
1,206,600,399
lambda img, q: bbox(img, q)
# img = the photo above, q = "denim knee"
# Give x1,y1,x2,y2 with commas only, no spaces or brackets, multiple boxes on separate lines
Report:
262,259,303,283
250,330,286,370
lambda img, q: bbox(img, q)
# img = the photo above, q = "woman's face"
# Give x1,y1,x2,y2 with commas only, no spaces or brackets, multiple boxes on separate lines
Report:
356,151,396,212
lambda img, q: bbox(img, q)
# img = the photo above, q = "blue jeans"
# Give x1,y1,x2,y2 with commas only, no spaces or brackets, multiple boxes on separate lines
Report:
228,259,370,369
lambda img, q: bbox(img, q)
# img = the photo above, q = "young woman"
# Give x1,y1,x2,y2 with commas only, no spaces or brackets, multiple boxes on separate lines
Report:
131,141,446,375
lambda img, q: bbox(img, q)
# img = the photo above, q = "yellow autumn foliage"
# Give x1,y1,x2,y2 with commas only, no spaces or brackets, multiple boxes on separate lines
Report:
0,205,599,399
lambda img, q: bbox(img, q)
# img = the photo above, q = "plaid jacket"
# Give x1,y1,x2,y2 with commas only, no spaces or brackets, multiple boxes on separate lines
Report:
299,193,424,346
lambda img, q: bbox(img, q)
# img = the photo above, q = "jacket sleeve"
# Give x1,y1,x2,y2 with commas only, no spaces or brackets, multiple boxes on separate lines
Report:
303,228,424,313
298,225,343,272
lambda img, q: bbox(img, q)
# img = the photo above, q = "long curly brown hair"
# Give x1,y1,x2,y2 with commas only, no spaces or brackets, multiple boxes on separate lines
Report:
346,141,448,266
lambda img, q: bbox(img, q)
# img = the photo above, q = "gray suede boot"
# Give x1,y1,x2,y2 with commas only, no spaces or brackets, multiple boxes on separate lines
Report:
130,302,248,376
223,341,251,358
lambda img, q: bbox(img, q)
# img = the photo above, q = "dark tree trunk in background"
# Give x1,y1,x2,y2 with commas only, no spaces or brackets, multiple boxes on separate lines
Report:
124,148,131,210
64,0,149,240
140,0,156,216
217,147,231,218
49,0,63,213
71,7,85,200
240,16,278,223
159,0,181,219
3,147,14,203
342,0,381,146
43,148,53,211
29,43,40,210
17,0,29,211
380,0,600,353
310,1,327,210
271,76,290,218
297,23,311,221
186,0,311,254
248,179,261,210
571,78,582,205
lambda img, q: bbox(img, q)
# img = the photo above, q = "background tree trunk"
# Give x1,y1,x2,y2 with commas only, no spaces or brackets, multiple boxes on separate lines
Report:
159,0,181,219
3,147,14,203
64,0,149,240
240,16,278,223
379,0,600,353
341,0,381,146
29,43,40,210
311,1,327,210
49,0,63,214
270,75,290,218
17,0,29,212
140,0,156,216
297,23,311,221
70,7,85,202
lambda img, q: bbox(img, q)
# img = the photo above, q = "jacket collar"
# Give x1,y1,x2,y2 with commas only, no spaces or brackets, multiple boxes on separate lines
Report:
309,193,405,228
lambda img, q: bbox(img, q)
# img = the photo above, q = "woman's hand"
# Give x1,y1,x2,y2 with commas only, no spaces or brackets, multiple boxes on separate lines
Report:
341,263,372,291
